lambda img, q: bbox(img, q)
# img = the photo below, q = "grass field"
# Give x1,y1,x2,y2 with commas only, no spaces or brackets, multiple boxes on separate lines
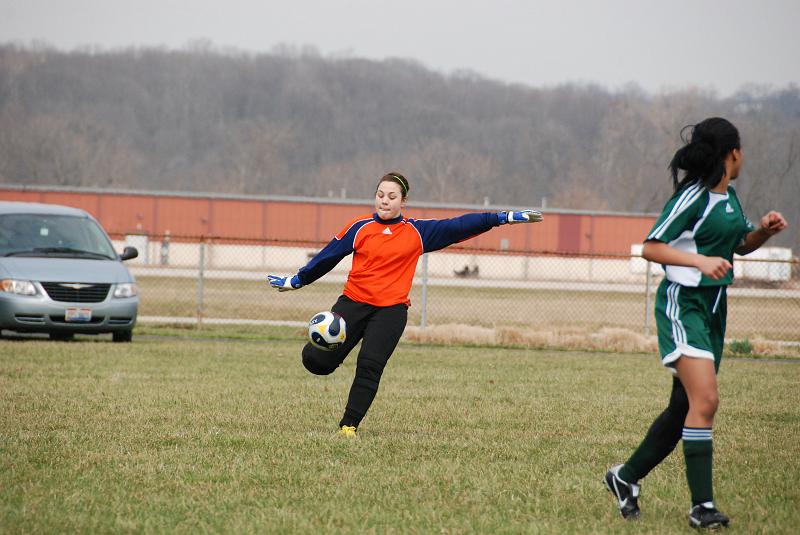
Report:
1,334,799,534
137,276,800,342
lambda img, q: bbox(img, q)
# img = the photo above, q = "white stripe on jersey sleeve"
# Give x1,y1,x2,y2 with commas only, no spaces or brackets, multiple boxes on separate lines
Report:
648,183,703,241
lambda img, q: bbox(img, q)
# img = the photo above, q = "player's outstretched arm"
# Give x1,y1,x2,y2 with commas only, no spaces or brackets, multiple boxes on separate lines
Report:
267,274,303,292
499,209,543,224
413,209,544,253
266,222,359,293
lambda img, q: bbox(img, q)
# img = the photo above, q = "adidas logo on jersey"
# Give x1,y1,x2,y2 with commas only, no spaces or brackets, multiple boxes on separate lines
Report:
382,227,392,235
725,203,734,213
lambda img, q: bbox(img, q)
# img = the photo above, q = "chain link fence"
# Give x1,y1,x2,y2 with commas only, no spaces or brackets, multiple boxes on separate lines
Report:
116,233,800,345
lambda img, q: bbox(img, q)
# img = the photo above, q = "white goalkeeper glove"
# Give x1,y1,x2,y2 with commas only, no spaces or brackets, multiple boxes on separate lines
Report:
499,209,543,224
267,274,303,292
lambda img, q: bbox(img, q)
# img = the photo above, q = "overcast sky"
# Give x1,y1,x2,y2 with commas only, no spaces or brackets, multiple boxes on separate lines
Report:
2,0,799,96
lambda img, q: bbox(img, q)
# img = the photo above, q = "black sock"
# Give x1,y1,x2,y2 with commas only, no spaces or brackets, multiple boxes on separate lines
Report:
620,377,688,482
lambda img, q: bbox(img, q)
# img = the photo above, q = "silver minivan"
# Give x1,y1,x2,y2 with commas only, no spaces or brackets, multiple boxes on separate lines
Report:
0,201,139,342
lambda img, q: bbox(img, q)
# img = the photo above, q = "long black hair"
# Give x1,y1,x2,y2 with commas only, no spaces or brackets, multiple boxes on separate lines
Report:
668,117,740,192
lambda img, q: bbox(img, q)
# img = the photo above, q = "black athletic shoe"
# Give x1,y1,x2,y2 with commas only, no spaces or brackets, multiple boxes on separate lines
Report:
689,504,730,530
604,464,641,520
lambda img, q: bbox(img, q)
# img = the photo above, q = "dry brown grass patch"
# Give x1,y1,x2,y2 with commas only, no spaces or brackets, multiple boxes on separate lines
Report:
403,324,800,357
404,324,659,353
748,336,800,358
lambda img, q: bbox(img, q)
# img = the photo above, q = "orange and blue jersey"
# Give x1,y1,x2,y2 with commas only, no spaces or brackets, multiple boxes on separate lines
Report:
297,212,502,307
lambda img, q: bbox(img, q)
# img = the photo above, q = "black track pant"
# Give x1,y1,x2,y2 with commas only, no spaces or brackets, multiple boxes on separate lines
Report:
301,295,408,428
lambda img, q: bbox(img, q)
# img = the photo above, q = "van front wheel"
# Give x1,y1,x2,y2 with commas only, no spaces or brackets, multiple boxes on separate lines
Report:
50,332,74,341
113,330,133,343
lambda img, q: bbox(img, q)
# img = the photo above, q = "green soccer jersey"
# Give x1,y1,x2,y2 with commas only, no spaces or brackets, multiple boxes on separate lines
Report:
646,181,755,287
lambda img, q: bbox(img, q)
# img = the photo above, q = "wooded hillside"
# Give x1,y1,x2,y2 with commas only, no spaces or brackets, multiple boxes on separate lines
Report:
0,44,797,248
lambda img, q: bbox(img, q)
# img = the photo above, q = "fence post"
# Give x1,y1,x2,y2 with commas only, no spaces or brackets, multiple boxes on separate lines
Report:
197,239,205,328
644,260,652,336
420,253,428,329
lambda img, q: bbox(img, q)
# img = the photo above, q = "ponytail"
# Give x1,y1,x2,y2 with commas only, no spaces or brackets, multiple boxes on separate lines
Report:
668,117,740,192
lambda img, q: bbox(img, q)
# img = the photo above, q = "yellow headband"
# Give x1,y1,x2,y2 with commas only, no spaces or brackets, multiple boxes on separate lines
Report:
387,174,409,195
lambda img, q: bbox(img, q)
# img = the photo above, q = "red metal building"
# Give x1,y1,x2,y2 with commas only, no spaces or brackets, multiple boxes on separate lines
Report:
0,186,657,255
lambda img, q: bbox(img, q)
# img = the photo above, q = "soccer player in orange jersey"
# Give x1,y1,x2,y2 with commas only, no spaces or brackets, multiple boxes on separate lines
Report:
268,172,542,436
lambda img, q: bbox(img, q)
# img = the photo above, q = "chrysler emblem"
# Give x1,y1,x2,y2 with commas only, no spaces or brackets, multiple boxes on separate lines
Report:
59,283,94,290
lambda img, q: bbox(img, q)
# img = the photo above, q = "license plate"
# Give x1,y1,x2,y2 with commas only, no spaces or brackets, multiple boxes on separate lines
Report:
65,307,92,322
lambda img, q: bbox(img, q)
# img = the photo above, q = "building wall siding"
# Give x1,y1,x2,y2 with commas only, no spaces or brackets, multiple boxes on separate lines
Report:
0,187,657,254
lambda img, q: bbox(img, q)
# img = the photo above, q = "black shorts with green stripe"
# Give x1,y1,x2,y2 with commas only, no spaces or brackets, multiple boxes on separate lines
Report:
654,279,727,374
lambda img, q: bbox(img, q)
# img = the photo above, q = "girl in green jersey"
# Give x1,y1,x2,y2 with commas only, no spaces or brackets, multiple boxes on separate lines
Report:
604,117,788,529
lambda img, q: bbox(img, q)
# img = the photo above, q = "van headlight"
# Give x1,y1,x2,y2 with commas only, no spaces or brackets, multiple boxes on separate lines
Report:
0,279,37,296
113,283,138,298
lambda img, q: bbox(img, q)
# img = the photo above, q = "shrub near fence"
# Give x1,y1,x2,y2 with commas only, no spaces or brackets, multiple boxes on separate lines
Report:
117,235,800,345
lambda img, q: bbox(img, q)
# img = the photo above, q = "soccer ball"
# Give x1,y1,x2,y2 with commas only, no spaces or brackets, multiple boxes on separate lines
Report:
308,311,346,351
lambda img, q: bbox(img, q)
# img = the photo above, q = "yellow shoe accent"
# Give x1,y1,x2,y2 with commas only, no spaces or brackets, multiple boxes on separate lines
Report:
338,425,357,437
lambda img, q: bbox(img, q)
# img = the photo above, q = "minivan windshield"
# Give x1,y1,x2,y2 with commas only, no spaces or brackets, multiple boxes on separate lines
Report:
0,214,117,259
